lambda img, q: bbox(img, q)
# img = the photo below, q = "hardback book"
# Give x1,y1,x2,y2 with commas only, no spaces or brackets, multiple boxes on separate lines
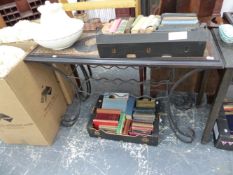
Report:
161,13,197,18
102,98,128,112
223,104,233,111
225,111,233,115
94,113,120,121
132,118,154,124
132,122,154,128
96,108,121,115
133,111,155,117
130,120,154,136
122,119,132,135
93,112,120,130
116,113,126,134
136,99,156,109
226,115,233,134
133,109,155,124
157,24,199,31
99,125,118,133
93,121,118,130
102,93,129,112
133,108,155,113
125,96,136,119
103,92,129,99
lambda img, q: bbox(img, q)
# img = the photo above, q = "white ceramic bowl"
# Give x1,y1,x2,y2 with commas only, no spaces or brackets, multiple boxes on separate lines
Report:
33,19,84,50
34,29,83,50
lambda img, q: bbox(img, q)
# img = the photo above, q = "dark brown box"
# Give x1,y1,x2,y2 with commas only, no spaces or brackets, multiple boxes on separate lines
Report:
96,28,208,58
87,96,159,146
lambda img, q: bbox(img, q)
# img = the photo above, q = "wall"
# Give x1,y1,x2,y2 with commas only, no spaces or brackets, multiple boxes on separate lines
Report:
221,0,233,15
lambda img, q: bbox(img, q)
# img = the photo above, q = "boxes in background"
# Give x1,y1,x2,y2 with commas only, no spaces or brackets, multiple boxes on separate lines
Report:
52,64,77,105
213,113,233,151
0,61,67,145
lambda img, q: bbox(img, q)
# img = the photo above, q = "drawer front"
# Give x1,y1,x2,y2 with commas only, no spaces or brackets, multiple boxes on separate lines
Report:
97,42,206,58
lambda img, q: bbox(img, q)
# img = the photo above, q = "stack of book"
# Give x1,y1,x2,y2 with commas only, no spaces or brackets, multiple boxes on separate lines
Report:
92,93,157,137
92,108,121,133
93,93,131,134
129,99,156,136
101,15,161,34
158,13,199,31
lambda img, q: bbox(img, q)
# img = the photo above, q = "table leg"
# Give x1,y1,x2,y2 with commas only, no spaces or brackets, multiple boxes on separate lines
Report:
87,65,92,77
201,68,233,144
196,70,209,106
70,64,81,88
139,67,146,96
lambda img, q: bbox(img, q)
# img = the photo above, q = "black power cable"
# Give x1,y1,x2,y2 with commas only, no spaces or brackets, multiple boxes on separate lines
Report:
62,65,92,126
78,65,92,100
168,69,203,143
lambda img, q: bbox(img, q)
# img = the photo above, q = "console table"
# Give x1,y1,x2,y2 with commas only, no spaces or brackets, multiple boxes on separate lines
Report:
24,30,225,144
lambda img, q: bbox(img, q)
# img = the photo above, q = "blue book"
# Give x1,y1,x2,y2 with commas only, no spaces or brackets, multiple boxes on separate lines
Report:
226,115,233,134
161,20,198,25
125,96,136,119
102,93,128,112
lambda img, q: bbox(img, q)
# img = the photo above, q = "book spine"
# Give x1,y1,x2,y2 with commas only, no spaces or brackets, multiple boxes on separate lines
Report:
102,22,113,35
109,18,122,33
136,100,156,108
122,119,132,135
116,113,126,134
96,108,121,115
136,104,155,108
93,120,119,124
131,17,147,34
115,19,128,34
161,13,197,18
125,17,135,33
161,20,198,25
131,15,143,28
125,96,136,119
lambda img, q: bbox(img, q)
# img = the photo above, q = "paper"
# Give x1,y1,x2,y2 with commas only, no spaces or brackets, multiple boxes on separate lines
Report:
0,46,25,78
168,31,188,40
206,56,214,60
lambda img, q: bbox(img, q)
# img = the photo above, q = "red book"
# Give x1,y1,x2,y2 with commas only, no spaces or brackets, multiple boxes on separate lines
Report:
93,121,118,130
94,113,120,121
96,108,121,115
92,112,120,129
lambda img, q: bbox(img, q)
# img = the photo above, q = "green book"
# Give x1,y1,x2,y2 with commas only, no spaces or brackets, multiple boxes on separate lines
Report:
131,15,143,28
116,19,128,34
116,113,126,134
125,17,135,33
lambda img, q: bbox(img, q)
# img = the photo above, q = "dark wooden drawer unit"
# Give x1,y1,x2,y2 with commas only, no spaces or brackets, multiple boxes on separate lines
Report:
96,28,208,58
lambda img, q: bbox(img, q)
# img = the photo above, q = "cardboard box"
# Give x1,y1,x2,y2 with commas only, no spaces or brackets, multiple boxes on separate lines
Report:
0,61,67,145
0,15,6,29
52,64,77,105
